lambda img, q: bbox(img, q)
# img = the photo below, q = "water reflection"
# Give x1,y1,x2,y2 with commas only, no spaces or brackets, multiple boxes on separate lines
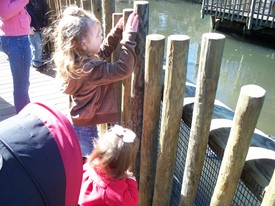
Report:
116,0,275,136
219,39,275,134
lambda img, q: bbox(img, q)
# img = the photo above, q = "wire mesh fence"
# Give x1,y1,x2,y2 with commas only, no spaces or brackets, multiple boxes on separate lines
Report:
169,120,261,206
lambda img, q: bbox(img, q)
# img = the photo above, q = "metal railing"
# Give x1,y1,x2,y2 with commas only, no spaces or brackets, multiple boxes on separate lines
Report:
201,0,275,29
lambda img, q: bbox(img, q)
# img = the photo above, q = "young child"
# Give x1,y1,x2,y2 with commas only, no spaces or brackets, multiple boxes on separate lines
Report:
78,125,139,206
52,5,139,157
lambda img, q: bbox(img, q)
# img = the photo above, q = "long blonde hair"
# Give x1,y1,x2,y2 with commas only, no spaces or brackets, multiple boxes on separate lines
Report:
89,125,140,179
52,5,100,83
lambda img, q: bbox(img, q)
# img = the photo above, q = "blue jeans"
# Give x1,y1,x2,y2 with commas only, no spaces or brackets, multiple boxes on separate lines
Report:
0,35,31,113
28,32,43,67
73,125,98,157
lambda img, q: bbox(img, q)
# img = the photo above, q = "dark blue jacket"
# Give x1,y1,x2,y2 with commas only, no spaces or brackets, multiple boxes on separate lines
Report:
26,0,48,31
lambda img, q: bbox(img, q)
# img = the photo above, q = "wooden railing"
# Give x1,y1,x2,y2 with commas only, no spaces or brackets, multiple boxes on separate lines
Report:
201,0,275,30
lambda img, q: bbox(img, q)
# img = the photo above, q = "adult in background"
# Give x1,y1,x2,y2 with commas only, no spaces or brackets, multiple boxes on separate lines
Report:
0,0,31,113
26,0,49,70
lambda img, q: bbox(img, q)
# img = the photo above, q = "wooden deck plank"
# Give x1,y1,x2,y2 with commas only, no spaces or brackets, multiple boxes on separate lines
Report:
0,52,68,122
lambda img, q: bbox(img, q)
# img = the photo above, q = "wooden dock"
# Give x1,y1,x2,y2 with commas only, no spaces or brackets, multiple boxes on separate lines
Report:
0,52,68,122
201,0,275,34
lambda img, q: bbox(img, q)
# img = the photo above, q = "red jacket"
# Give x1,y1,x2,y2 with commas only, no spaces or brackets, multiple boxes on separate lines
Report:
78,163,139,206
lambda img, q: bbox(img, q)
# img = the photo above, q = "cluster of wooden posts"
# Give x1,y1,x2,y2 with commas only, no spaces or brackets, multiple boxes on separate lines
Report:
45,0,274,205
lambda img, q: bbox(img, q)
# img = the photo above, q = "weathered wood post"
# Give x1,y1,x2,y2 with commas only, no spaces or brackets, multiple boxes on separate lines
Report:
102,0,115,37
97,9,120,135
111,13,123,61
97,12,122,136
75,0,81,7
91,0,102,22
112,13,123,124
129,0,149,136
180,33,225,206
210,84,266,206
129,1,149,178
153,35,190,206
139,34,165,206
81,0,92,10
261,169,275,205
121,9,134,126
69,0,76,5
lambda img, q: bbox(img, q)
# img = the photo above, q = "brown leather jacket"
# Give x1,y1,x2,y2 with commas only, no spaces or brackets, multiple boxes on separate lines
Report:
62,27,137,126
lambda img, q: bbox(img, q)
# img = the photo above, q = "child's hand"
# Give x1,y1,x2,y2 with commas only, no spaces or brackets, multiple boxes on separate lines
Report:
116,17,123,30
126,170,136,180
125,12,139,33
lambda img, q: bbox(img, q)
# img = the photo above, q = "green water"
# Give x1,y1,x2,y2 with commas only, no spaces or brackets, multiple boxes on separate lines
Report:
116,0,275,136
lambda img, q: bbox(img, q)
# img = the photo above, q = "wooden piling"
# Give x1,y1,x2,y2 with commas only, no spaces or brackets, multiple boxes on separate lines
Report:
180,33,225,206
112,13,123,124
261,169,275,206
153,35,190,206
97,13,122,137
102,0,115,37
128,1,149,180
139,34,165,206
111,13,123,60
121,9,134,127
97,124,107,138
129,0,149,137
82,0,92,11
210,84,266,206
91,0,102,22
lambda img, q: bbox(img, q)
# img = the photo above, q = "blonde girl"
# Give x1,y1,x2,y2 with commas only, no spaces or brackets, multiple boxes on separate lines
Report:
78,125,140,206
52,5,139,157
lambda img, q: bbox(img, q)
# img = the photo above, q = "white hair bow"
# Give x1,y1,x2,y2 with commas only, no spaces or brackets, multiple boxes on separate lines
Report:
112,125,136,143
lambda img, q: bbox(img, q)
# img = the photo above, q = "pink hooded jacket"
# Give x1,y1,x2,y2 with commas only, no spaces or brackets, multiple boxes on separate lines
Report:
0,0,31,36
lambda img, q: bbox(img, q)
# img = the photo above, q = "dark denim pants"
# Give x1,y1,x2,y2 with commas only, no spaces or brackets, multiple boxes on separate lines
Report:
28,32,43,67
73,125,98,157
0,35,31,113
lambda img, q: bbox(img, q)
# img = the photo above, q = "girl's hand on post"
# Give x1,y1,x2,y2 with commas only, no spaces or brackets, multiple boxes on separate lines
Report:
126,170,136,180
116,17,124,30
125,13,139,33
